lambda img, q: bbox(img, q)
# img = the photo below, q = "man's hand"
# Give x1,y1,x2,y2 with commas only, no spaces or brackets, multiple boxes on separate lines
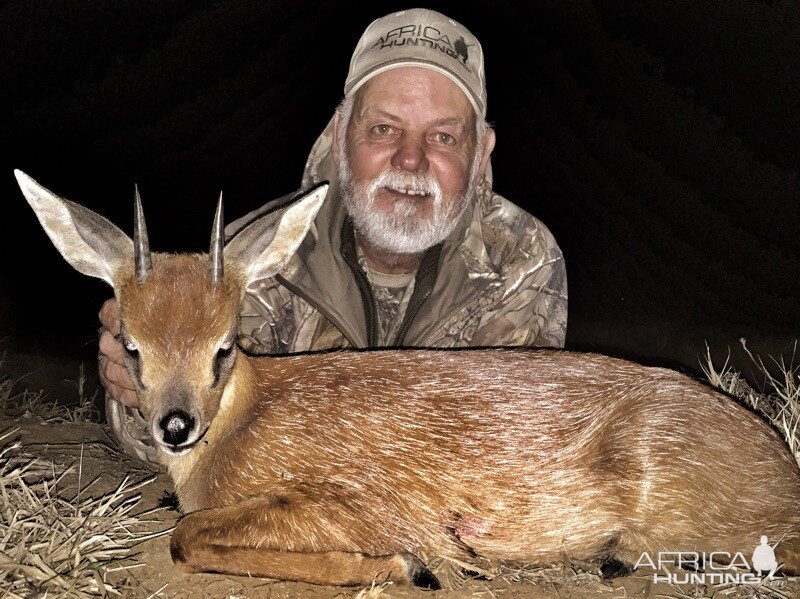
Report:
98,299,139,408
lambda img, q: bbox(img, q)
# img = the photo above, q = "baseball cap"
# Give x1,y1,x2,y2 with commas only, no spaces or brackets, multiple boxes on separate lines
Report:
344,8,487,116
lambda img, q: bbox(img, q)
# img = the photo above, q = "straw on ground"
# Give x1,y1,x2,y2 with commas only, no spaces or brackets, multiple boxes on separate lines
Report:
702,339,800,466
0,429,169,598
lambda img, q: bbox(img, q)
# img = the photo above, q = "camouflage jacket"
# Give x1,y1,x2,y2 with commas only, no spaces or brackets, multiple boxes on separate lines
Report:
225,116,568,353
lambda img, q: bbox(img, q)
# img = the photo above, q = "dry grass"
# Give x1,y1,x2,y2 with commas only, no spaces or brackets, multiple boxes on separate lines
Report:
0,429,169,597
353,579,394,598
61,362,103,423
497,561,604,590
424,553,606,595
0,361,101,424
702,339,800,465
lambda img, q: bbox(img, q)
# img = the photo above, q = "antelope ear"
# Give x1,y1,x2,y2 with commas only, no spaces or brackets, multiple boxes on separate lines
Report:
224,182,328,285
15,170,133,287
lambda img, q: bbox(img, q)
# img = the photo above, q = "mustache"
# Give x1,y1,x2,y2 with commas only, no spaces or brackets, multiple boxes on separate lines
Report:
367,170,442,200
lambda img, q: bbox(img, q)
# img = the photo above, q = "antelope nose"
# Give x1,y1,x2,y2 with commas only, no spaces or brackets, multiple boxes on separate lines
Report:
160,411,195,446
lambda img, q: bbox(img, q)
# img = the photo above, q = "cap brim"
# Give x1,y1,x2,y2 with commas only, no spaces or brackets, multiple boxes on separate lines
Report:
345,59,484,117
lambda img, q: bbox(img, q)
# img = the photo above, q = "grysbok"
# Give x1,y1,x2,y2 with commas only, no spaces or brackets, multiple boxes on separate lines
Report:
16,170,800,588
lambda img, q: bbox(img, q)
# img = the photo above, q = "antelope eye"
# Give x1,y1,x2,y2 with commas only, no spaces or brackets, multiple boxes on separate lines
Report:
217,339,235,357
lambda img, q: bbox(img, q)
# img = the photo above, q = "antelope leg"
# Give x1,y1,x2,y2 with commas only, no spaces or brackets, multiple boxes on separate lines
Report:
170,496,440,588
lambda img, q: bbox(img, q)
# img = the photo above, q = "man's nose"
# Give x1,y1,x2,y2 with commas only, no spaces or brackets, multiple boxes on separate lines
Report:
390,137,428,172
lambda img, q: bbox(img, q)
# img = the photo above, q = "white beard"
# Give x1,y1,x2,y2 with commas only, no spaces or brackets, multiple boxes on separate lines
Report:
337,149,476,255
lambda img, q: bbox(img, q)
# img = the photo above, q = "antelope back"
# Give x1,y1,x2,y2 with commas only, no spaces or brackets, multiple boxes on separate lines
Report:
16,170,327,453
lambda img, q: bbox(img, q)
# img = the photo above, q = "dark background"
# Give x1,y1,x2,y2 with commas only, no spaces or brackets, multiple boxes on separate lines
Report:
1,0,798,399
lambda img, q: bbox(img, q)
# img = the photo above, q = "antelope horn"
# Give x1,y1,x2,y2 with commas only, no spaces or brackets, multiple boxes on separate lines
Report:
134,184,152,283
210,192,224,284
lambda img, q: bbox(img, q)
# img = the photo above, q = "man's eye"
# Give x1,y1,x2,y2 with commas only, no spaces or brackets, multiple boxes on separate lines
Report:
372,124,393,135
434,132,455,145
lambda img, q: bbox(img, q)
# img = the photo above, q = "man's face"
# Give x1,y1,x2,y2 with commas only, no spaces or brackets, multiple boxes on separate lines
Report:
334,67,490,254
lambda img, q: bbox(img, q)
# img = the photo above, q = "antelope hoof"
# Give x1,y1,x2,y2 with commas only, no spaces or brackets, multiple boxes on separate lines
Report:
169,525,204,573
599,556,633,579
400,553,441,589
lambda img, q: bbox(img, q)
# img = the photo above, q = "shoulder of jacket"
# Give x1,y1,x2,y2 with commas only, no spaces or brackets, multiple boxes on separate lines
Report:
475,190,563,269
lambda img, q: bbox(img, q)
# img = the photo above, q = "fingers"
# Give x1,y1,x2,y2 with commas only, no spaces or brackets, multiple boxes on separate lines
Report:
101,356,136,391
115,386,140,408
98,306,139,408
99,298,121,336
105,378,140,408
99,356,139,408
99,329,126,367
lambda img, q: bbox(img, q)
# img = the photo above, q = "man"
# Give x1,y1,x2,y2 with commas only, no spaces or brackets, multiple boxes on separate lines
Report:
100,8,568,461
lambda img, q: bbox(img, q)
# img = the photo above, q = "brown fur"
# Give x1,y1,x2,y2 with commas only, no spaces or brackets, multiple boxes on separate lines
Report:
119,254,800,586
116,254,243,430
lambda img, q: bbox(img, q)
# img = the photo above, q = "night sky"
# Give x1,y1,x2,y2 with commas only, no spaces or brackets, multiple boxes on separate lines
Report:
1,0,798,395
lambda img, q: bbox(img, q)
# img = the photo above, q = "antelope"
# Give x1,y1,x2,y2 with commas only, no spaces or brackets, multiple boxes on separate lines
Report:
16,169,800,588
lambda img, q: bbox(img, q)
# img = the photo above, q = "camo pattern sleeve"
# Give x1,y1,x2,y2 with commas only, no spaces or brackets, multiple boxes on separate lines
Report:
238,280,327,354
238,278,352,354
237,283,294,354
469,229,567,348
424,187,568,349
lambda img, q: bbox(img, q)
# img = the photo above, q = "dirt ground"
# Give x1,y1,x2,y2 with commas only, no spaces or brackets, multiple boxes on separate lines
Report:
4,416,799,599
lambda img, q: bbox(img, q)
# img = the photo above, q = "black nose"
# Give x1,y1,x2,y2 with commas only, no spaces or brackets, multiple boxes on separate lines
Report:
159,411,195,446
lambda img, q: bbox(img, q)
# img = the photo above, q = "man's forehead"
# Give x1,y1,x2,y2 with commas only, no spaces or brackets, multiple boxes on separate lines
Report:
353,67,475,125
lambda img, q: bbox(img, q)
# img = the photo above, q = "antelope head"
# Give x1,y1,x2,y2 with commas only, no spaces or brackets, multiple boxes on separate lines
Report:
15,170,326,455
